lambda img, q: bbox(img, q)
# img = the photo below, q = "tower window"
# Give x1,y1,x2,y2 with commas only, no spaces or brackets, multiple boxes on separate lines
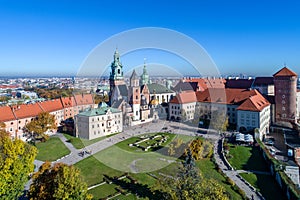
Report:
136,95,138,99
118,69,120,74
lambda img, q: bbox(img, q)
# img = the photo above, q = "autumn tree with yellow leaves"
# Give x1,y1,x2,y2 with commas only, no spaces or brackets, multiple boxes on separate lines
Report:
0,127,37,199
29,162,92,200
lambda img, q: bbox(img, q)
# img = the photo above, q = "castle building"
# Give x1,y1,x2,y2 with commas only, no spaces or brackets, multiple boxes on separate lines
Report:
273,67,298,123
109,50,158,126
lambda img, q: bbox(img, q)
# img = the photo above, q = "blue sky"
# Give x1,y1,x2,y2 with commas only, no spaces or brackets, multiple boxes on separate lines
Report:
1,0,300,77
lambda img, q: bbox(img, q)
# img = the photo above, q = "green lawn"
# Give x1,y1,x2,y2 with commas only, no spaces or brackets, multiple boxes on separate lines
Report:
116,132,175,153
63,133,118,149
75,136,244,200
228,145,269,171
240,173,286,200
196,159,244,200
35,137,70,161
88,183,119,199
75,156,123,186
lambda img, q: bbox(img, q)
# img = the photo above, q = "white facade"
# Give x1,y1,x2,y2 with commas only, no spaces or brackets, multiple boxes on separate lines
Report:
237,105,270,140
169,102,196,121
75,108,123,140
150,92,175,104
132,104,140,121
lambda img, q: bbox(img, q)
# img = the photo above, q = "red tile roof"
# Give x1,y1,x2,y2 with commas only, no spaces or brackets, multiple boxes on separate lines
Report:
237,93,270,112
273,67,297,77
74,94,94,105
61,96,76,108
38,99,63,112
196,88,259,104
169,91,197,104
12,104,44,119
182,77,226,91
0,106,16,122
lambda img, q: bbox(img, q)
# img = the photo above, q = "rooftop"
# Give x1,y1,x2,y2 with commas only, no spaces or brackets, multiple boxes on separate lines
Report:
273,67,297,77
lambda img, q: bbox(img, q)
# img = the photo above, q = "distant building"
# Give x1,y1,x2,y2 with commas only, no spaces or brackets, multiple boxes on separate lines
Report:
75,102,122,140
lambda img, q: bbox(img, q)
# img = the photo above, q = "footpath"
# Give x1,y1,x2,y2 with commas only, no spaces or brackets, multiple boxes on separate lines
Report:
28,120,265,199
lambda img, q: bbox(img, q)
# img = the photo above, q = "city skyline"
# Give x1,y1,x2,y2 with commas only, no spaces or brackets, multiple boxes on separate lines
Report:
1,0,300,76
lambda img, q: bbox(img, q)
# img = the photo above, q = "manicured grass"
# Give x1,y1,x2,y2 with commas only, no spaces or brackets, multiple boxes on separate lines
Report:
76,136,243,200
116,132,175,153
240,173,286,200
35,137,70,161
228,145,269,171
75,156,123,186
196,158,243,200
88,183,119,199
63,133,117,149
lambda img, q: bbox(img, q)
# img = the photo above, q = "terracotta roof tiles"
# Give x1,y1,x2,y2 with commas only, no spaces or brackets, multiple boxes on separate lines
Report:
0,106,16,122
38,99,64,112
12,104,44,119
273,67,297,77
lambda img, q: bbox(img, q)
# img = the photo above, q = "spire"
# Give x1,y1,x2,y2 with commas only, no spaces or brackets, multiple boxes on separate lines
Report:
114,48,120,62
141,58,149,85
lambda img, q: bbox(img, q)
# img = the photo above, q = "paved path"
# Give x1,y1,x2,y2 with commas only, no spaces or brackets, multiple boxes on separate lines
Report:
213,138,264,200
29,120,265,199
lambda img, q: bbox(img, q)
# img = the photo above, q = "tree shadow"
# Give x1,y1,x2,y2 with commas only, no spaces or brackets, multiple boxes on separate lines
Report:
107,175,166,199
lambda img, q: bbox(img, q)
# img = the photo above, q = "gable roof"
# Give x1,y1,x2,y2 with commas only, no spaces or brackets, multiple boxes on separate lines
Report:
182,77,226,91
0,106,16,122
196,88,265,105
147,83,174,94
173,82,198,92
38,99,63,112
169,91,197,104
237,93,270,112
12,103,44,119
273,67,297,77
61,96,76,108
116,85,128,97
74,94,94,106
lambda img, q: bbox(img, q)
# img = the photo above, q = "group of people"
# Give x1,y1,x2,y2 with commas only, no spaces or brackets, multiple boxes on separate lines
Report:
78,149,92,157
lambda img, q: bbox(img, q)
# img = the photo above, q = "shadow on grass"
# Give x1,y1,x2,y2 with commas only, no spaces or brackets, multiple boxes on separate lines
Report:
244,146,287,200
107,175,167,199
243,146,269,171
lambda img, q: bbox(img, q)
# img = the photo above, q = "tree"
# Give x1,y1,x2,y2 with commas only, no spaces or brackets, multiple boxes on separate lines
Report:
168,138,184,156
29,162,92,200
155,150,229,200
25,112,57,142
0,129,37,199
188,139,213,160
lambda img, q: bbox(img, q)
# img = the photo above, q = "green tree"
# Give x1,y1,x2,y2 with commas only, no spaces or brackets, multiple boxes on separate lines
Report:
0,129,37,199
156,150,229,200
29,162,92,200
25,112,57,142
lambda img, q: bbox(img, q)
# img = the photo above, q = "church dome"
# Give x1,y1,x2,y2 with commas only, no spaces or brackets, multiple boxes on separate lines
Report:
150,98,159,105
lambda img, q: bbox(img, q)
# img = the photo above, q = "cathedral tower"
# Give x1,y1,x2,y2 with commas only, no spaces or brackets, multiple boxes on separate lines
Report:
140,59,149,85
109,49,124,95
129,70,141,121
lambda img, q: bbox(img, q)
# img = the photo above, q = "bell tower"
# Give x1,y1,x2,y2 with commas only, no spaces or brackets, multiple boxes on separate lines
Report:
109,49,124,94
129,70,140,121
